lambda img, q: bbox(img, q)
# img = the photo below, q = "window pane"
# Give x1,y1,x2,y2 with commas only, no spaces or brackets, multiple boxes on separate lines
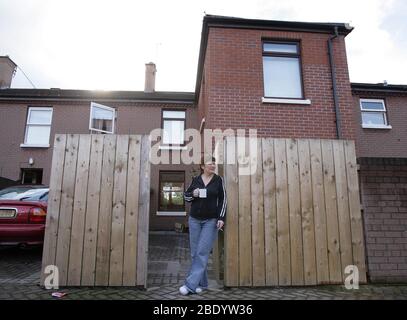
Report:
159,174,185,211
171,192,184,205
91,106,114,132
28,110,52,125
161,183,184,193
0,187,47,200
163,111,185,119
263,43,298,54
92,106,114,120
25,126,51,145
21,169,43,185
263,56,302,98
362,112,386,125
361,101,385,111
92,119,113,132
163,120,184,144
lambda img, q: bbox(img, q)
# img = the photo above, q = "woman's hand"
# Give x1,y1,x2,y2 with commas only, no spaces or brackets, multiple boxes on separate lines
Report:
217,220,224,231
193,188,200,197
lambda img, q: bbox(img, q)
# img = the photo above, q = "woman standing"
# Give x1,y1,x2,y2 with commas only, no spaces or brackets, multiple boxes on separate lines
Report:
179,156,227,295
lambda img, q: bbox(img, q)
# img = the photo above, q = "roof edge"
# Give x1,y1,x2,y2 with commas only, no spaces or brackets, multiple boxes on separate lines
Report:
351,82,407,93
204,14,353,35
0,88,195,103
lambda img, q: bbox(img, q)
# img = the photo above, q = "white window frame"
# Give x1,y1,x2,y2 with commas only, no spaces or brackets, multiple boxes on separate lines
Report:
262,41,305,101
161,110,186,147
20,107,53,148
360,99,392,129
89,102,116,134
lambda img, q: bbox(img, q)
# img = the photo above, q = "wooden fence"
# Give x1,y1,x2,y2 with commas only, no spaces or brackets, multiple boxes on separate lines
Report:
41,134,150,287
223,137,367,286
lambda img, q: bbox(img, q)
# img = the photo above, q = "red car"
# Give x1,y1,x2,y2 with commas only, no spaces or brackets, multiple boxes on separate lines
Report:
0,185,49,246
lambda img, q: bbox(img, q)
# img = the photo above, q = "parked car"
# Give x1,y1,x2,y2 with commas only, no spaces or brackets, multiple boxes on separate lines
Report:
0,185,49,246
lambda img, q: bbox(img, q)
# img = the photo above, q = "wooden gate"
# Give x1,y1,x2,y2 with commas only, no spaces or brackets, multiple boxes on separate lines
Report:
223,137,367,286
41,134,150,287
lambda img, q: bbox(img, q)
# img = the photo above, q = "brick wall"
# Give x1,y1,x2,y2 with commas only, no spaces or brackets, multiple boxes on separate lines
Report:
198,27,356,140
353,92,407,158
359,157,407,282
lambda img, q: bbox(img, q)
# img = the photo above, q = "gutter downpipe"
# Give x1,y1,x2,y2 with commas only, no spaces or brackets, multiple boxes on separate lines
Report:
328,26,342,139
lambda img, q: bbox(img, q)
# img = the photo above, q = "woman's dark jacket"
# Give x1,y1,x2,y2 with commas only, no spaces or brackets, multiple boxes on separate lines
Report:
184,174,227,222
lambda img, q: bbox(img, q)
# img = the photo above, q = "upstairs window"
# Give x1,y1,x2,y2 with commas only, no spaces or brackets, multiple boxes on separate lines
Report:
89,102,115,134
360,99,390,128
263,41,303,99
24,107,53,146
162,110,186,146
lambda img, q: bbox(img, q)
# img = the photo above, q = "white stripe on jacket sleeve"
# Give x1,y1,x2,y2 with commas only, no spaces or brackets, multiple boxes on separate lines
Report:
219,176,227,218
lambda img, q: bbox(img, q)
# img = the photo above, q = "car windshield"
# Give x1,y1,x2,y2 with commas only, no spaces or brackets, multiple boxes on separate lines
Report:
0,187,49,201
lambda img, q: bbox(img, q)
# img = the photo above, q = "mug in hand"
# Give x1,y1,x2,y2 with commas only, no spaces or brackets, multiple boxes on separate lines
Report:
199,188,207,198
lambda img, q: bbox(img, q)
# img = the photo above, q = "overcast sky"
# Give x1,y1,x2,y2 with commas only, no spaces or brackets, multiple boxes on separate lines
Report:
0,0,406,91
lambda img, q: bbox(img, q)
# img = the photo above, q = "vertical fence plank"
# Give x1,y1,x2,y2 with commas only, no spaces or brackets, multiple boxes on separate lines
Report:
81,135,104,285
251,137,265,286
109,135,129,286
262,138,278,286
67,135,91,285
55,134,79,286
275,139,291,286
224,136,239,286
286,139,304,285
41,134,67,285
213,136,225,283
321,139,342,283
95,135,117,285
298,139,317,285
333,140,353,281
123,135,141,286
136,135,151,287
344,140,367,283
238,136,252,286
310,139,330,284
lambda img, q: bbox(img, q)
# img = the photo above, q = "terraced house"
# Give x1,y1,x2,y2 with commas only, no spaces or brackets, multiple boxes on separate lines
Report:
0,15,406,286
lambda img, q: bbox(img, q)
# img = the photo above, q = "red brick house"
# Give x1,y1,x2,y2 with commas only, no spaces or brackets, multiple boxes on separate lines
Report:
351,83,407,282
1,14,406,282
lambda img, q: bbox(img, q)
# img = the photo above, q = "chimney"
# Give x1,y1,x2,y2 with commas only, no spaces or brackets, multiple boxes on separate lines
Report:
144,62,156,93
0,56,17,89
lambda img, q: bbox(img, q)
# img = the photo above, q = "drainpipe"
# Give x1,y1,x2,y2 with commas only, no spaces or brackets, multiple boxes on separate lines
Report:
328,26,342,139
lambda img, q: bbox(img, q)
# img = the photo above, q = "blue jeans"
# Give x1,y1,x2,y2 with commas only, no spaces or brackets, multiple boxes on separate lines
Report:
185,216,218,292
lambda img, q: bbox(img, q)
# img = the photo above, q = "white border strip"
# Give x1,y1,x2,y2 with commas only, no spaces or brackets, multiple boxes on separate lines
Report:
262,97,311,105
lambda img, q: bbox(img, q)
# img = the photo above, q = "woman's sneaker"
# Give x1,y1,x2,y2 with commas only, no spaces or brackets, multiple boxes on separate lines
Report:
179,285,190,295
195,287,203,294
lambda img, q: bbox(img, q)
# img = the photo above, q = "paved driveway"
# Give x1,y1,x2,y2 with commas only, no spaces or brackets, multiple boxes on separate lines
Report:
1,232,407,300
